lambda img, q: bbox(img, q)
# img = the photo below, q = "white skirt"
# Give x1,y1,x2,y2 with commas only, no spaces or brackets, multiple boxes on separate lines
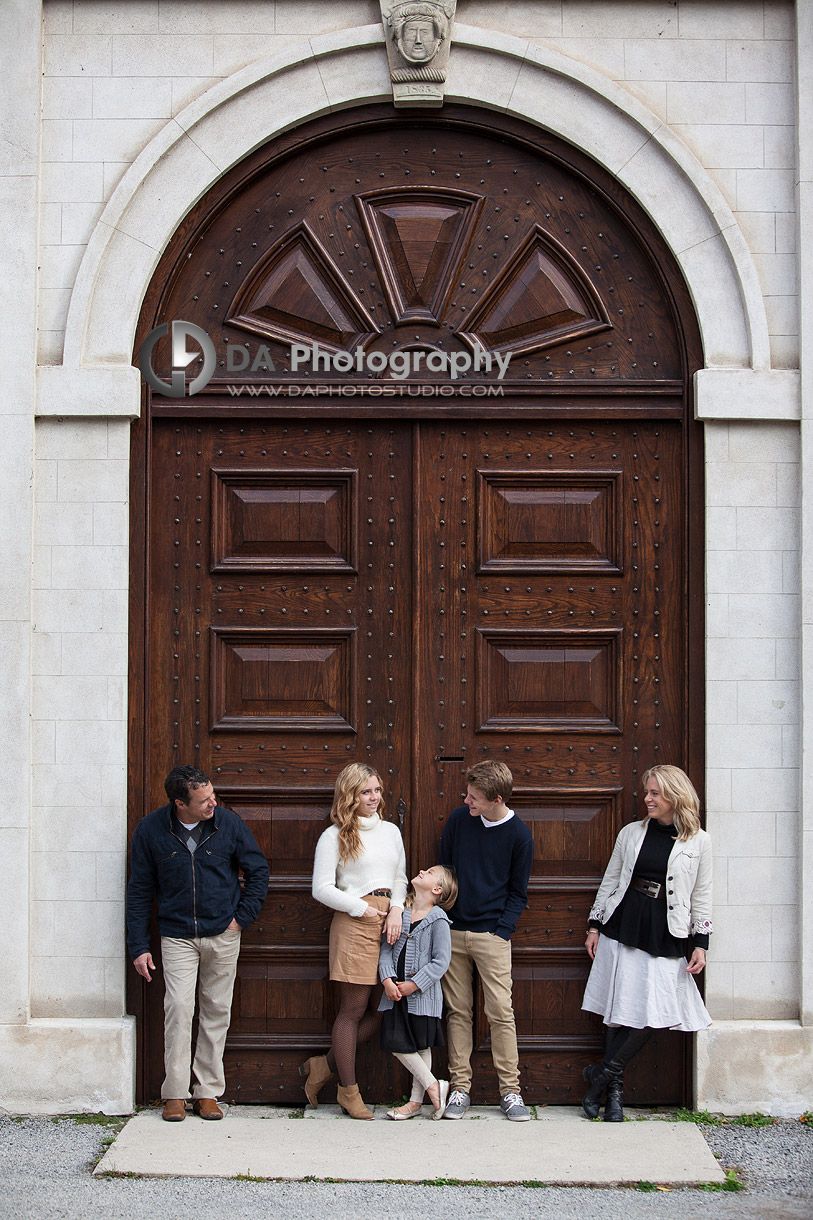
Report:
581,935,711,1032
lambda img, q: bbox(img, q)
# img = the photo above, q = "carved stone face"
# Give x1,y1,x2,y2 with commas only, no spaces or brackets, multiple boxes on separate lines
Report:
397,18,441,63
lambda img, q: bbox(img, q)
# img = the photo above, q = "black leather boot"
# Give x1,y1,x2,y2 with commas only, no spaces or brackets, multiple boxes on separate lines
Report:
582,1062,611,1118
582,1027,652,1119
603,1068,624,1121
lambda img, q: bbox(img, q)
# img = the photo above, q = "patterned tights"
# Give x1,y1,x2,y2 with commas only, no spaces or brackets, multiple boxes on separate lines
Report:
327,982,382,1086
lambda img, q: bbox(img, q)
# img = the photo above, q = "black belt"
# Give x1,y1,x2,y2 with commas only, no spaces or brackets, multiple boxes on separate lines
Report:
630,875,663,899
371,889,391,897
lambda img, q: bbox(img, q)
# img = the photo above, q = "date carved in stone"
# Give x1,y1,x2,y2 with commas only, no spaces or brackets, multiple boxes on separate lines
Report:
381,1,456,109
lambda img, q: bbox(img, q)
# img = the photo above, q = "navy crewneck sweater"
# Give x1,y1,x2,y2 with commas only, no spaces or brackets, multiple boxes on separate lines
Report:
440,806,533,940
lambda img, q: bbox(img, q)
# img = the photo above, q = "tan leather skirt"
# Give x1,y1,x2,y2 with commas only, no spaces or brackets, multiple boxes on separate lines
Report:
328,892,390,984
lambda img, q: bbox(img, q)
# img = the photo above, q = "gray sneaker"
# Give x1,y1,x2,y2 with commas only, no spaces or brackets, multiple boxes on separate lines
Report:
500,1091,530,1121
443,1089,470,1119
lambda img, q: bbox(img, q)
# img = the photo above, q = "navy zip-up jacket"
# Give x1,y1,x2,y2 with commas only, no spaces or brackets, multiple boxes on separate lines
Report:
126,803,269,959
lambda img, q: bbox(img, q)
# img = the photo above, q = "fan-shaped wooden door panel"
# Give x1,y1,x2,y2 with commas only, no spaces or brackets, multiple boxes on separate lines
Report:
131,107,703,1108
146,110,686,392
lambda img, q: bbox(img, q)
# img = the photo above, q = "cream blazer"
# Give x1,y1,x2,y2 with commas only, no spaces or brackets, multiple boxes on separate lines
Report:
589,819,712,940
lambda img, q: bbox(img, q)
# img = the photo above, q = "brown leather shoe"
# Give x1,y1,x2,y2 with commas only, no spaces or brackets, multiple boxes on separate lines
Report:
162,1099,186,1122
192,1098,224,1120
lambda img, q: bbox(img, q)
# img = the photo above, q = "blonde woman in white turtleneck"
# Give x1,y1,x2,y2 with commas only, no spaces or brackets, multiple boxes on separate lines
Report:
301,762,407,1119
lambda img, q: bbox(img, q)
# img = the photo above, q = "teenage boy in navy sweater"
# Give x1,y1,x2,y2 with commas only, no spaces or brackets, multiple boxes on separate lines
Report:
439,760,533,1120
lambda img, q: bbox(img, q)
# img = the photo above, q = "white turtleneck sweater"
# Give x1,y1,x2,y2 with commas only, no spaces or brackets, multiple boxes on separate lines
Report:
312,814,408,917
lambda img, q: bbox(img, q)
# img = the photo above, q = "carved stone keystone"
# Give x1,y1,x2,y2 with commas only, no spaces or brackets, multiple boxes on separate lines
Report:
380,1,456,108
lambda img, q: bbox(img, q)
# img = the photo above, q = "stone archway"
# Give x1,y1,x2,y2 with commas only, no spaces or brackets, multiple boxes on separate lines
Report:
61,24,768,385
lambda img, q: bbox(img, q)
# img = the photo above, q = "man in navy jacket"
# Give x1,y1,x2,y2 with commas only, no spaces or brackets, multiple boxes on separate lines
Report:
127,764,269,1121
440,760,533,1121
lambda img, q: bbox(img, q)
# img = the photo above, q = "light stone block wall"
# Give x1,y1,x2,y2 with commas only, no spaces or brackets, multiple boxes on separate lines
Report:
38,0,380,362
458,0,798,369
697,1021,813,1116
30,418,130,1020
1,0,40,1034
0,1017,135,1116
796,0,813,1031
39,1,798,366
704,419,801,1020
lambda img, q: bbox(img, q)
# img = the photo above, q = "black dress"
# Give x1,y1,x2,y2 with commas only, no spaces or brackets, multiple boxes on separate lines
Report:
593,819,710,956
379,917,445,1054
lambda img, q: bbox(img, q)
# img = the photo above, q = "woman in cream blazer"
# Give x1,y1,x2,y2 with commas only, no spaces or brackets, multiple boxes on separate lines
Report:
580,764,712,1122
590,817,712,941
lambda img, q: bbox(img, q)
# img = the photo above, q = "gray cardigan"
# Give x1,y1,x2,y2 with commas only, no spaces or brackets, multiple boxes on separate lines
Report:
377,905,452,1018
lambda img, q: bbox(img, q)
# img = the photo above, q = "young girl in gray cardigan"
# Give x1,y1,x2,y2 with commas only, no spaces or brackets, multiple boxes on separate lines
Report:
378,865,457,1119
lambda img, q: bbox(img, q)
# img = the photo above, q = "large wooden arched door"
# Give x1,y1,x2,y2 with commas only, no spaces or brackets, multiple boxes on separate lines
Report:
130,105,704,1107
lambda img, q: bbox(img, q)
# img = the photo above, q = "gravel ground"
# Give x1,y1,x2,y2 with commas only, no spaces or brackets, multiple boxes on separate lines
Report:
1,1113,811,1220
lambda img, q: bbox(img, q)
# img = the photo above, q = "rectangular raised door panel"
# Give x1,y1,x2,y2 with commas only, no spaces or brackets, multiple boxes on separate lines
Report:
478,472,622,573
476,629,621,731
211,470,355,572
210,627,356,732
516,790,622,879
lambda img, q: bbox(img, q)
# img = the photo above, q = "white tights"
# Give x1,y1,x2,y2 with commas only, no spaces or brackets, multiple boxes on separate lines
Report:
394,1048,435,1103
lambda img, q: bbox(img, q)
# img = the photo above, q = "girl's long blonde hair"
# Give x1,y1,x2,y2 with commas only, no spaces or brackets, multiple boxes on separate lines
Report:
641,764,702,841
331,762,385,863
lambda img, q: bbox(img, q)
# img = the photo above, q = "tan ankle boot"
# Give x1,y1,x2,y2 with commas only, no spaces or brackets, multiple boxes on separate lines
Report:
299,1055,334,1109
336,1083,374,1119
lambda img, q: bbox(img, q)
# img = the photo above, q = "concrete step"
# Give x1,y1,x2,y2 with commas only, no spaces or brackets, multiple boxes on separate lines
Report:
94,1105,726,1185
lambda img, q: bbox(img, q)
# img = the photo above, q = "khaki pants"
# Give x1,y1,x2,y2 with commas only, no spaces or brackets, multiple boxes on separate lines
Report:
441,929,520,1096
160,929,241,1100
